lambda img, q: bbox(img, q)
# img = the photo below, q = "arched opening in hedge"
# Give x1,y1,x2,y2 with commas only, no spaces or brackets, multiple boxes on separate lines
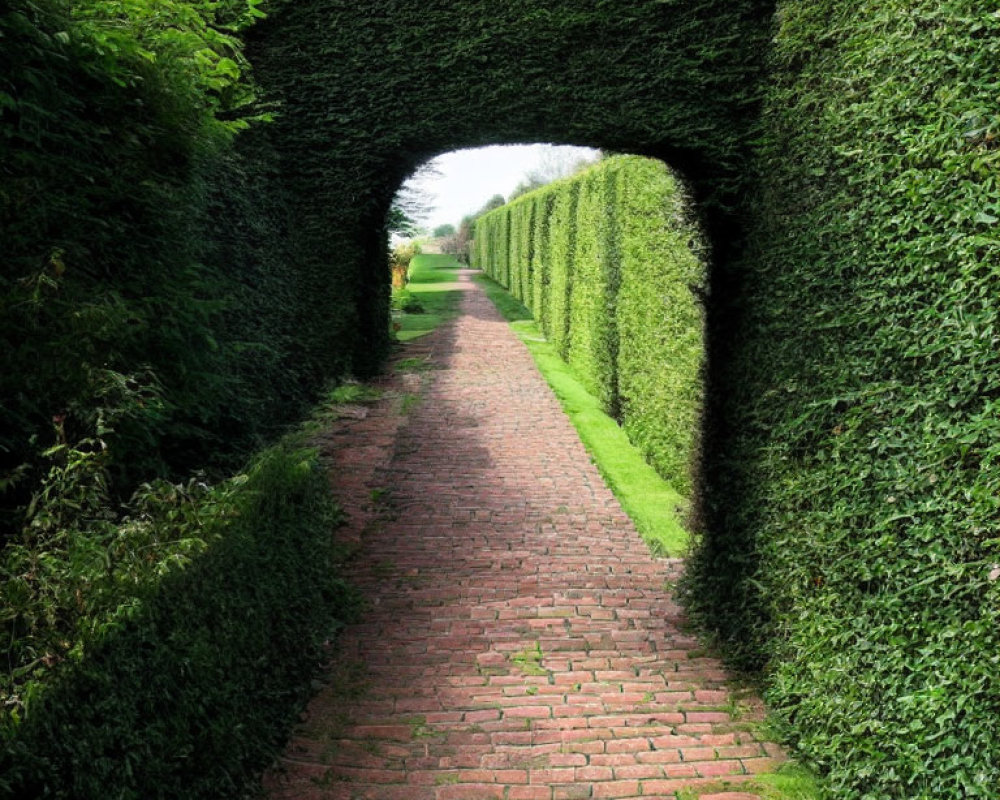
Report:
243,0,771,382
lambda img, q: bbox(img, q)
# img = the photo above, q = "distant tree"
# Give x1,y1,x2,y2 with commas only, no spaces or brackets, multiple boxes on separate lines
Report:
508,174,547,202
386,204,419,236
388,162,441,235
480,194,506,214
442,193,508,262
440,214,475,262
433,223,456,238
509,150,601,202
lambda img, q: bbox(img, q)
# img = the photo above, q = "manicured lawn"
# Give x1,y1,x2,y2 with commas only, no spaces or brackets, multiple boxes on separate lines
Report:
392,253,464,342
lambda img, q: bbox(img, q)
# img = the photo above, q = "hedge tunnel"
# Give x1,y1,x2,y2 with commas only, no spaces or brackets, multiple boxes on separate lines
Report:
3,0,998,797
243,0,772,380
250,4,1000,793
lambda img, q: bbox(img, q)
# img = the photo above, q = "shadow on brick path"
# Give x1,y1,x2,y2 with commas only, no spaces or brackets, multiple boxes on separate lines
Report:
262,270,786,800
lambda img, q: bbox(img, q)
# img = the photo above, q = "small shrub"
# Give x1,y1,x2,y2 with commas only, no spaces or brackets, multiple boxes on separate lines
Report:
392,288,425,314
390,242,418,289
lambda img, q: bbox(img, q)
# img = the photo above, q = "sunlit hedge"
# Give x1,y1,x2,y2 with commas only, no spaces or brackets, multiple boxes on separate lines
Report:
684,3,1000,797
473,156,707,497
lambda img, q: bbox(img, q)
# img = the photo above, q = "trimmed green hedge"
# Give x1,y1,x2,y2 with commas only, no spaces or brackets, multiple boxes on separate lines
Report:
544,180,580,361
529,193,553,318
472,156,707,497
684,2,1000,797
0,434,356,799
8,0,999,795
615,160,707,500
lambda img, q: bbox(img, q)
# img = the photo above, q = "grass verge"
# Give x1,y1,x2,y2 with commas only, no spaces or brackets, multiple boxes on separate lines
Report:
474,272,689,556
392,253,463,341
752,763,825,799
672,764,822,800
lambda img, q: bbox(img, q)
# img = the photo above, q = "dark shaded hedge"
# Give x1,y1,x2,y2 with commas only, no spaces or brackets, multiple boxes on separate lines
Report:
0,0,349,539
1,3,358,796
0,439,357,799
472,156,707,497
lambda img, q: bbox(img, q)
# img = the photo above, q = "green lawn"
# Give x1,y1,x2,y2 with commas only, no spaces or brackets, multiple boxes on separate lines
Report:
392,253,464,342
474,272,690,557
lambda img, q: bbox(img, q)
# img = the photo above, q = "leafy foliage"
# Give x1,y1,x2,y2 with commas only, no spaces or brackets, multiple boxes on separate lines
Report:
0,431,357,798
0,0,306,540
7,0,997,795
472,156,707,497
684,2,1000,797
390,241,418,289
0,3,354,795
389,162,442,236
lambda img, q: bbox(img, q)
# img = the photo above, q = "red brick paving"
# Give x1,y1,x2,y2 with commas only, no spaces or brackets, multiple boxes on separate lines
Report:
262,270,785,799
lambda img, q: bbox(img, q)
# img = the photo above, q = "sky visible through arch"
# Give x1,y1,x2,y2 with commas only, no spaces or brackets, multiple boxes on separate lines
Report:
404,144,601,232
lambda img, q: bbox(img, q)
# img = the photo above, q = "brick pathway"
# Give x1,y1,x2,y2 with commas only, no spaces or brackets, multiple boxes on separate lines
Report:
263,270,785,800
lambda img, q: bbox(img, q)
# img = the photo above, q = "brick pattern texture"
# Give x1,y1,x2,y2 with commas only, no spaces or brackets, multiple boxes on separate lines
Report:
262,271,785,799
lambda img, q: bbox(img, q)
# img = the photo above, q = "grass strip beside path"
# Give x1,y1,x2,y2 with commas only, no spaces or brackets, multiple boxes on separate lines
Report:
475,272,689,557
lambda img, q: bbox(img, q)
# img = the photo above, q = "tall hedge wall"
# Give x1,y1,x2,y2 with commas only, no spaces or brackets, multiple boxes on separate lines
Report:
1,2,360,795
684,2,1000,797
472,156,707,497
0,0,375,539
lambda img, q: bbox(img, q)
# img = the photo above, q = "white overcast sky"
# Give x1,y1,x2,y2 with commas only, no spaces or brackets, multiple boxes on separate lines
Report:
403,144,600,231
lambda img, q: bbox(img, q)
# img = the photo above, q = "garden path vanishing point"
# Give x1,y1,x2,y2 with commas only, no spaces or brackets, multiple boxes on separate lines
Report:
263,270,787,800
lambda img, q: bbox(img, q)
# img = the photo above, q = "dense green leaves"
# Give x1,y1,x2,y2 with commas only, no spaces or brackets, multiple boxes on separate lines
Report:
685,2,1000,796
473,156,707,497
0,0,300,533
1,2,348,796
5,0,997,796
615,161,706,497
0,433,357,799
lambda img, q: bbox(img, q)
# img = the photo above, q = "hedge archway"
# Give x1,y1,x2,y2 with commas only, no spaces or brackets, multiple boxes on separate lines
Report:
247,4,1000,796
245,0,772,376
